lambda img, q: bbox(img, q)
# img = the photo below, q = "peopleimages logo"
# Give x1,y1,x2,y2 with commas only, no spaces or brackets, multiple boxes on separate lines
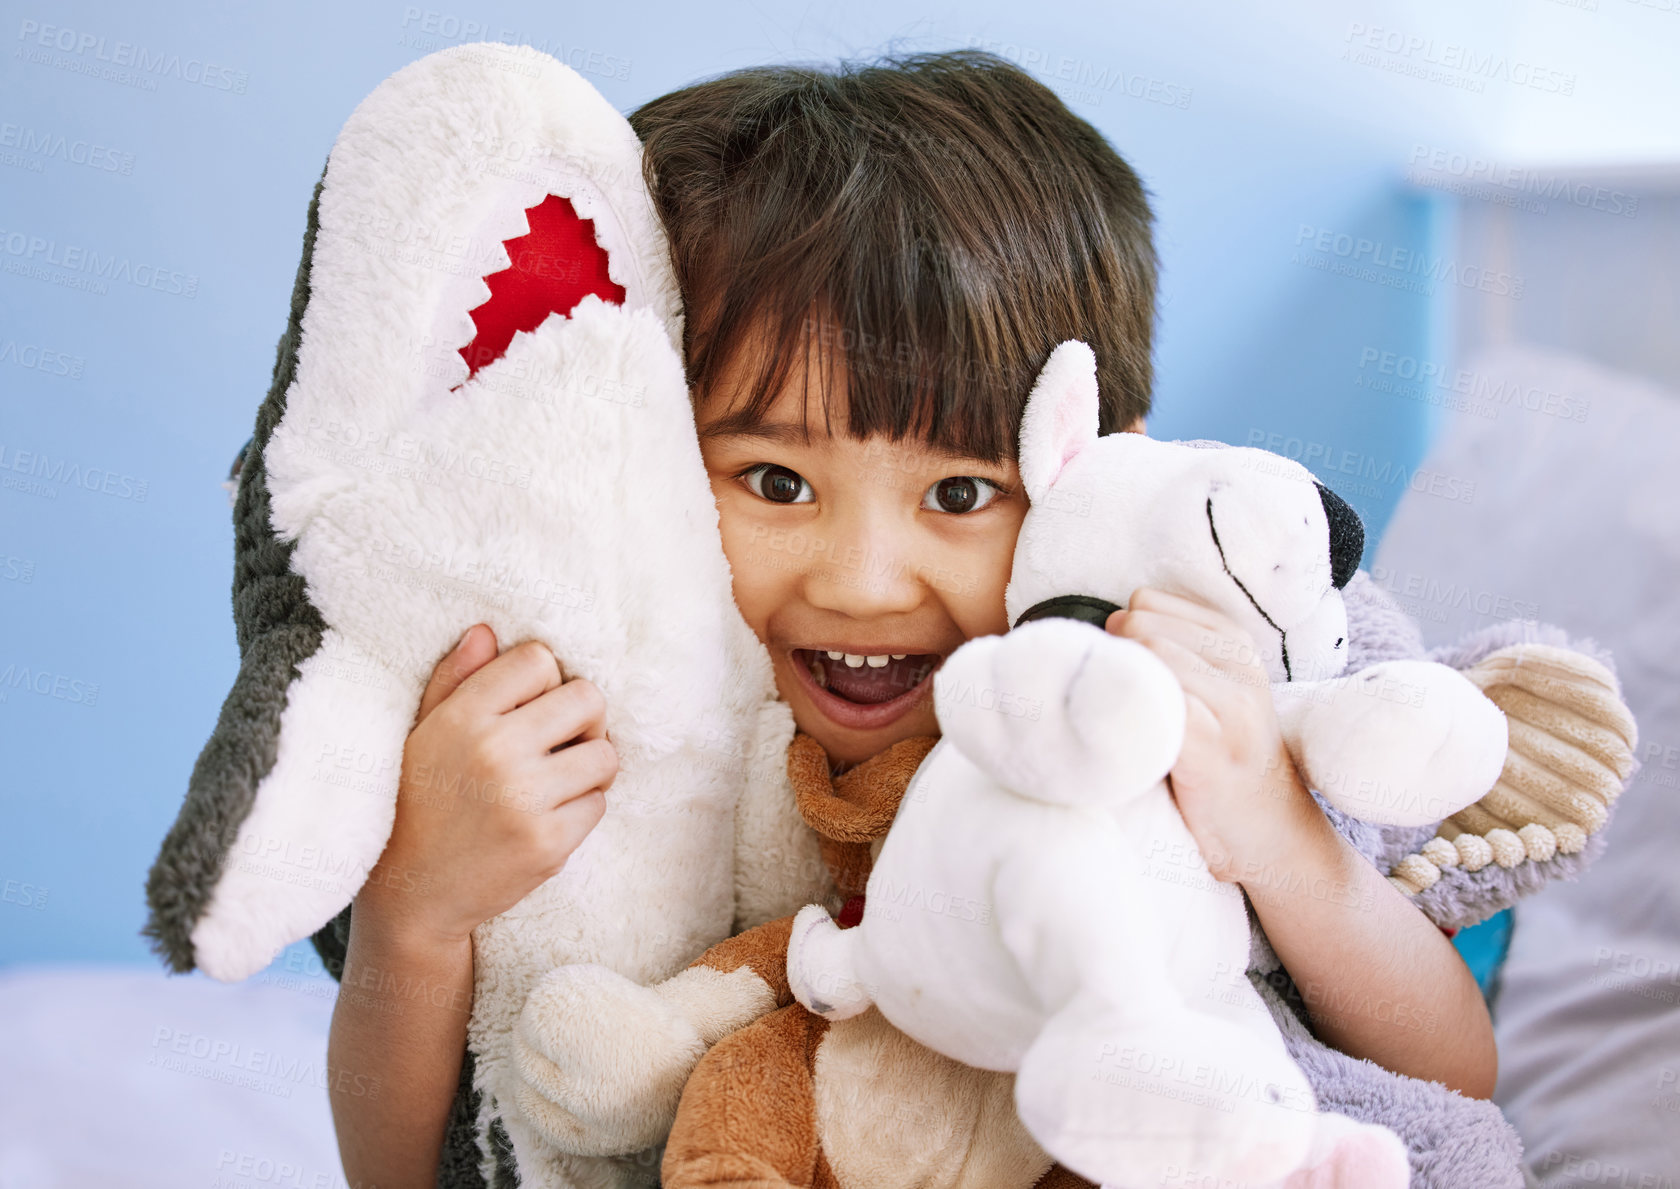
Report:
961,37,1193,109
1294,224,1523,299
395,9,631,80
15,20,249,94
1407,146,1638,218
1243,429,1476,505
0,441,148,502
0,228,198,298
1355,348,1591,423
1342,23,1577,96
0,122,135,175
0,339,85,379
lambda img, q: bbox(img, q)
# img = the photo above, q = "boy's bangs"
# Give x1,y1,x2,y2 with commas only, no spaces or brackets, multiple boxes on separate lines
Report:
696,267,1029,465
632,50,1157,458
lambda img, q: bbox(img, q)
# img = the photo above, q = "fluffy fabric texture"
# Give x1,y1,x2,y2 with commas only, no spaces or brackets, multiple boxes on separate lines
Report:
1005,343,1507,830
308,570,1582,1187
1248,915,1526,1188
1253,576,1641,1186
662,735,1086,1189
461,191,626,379
784,342,1537,1186
152,43,832,1188
143,173,329,973
262,88,1626,1189
1328,577,1633,930
785,624,1408,1187
1249,947,1526,1189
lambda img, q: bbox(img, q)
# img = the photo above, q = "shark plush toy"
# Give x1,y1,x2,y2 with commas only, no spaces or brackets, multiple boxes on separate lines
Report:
143,43,831,1188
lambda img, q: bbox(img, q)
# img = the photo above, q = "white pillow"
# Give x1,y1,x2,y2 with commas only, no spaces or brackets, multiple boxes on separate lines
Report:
1375,345,1680,1187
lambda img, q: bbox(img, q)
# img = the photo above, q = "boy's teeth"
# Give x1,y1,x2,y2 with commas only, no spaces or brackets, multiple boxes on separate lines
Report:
826,649,899,667
798,648,941,706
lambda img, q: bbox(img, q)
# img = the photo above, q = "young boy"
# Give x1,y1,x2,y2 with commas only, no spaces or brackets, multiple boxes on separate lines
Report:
323,49,1494,1186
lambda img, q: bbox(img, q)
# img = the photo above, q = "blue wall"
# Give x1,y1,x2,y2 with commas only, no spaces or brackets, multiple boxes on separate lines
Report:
4,0,1668,966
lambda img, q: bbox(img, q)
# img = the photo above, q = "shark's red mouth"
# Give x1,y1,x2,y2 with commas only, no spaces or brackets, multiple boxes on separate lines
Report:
458,193,625,383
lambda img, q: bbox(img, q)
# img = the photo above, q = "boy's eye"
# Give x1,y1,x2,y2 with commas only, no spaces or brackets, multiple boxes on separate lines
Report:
741,464,814,505
922,476,1002,514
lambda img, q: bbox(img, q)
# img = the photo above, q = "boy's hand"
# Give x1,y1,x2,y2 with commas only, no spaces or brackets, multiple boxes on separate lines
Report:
359,624,616,946
1106,588,1315,883
1109,589,1499,1096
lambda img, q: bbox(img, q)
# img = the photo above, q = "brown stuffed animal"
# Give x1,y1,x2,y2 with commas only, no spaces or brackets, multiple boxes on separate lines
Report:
660,733,1093,1189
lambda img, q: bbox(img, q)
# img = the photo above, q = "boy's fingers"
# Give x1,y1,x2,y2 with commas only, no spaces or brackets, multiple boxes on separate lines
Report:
1169,692,1222,769
508,678,609,752
455,638,565,718
1124,587,1242,634
416,624,499,724
1112,608,1218,657
1113,609,1258,678
539,738,619,812
1130,632,1258,711
543,788,608,857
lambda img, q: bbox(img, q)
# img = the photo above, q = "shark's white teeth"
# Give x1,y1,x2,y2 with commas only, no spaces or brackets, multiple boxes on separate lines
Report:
419,181,594,398
479,241,513,283
434,307,479,359
826,650,844,660
482,193,534,252
890,653,906,660
432,350,470,392
865,654,889,668
512,179,553,214
460,275,494,317
842,654,864,668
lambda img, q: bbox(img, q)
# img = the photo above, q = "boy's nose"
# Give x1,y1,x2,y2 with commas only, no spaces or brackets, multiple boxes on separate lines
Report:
797,517,927,618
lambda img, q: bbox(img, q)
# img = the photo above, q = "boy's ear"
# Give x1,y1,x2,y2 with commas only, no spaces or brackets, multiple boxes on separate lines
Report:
1018,340,1100,503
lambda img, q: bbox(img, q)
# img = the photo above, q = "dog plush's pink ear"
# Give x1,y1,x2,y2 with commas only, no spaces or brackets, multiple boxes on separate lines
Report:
1018,340,1100,503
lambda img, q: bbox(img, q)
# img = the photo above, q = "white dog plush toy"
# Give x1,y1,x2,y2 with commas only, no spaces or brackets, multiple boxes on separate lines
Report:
785,340,1510,1188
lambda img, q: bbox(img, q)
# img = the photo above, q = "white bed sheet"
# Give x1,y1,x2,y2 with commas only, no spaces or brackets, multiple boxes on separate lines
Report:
0,960,344,1188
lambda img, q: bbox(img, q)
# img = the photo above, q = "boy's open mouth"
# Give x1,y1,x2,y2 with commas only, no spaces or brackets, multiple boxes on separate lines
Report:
792,648,941,706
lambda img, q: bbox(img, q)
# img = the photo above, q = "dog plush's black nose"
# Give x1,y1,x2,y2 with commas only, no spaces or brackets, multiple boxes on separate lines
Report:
1316,482,1364,589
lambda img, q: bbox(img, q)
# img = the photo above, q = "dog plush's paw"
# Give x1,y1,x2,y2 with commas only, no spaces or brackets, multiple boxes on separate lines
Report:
936,619,1185,806
1274,1113,1410,1189
1019,995,1318,1188
1284,660,1507,827
786,903,873,1021
512,964,708,1155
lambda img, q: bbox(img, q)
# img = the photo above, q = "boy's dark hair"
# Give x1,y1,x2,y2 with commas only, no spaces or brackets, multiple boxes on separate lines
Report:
628,49,1156,462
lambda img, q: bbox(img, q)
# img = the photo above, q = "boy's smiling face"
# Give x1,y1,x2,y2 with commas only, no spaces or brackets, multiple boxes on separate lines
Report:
696,331,1029,768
